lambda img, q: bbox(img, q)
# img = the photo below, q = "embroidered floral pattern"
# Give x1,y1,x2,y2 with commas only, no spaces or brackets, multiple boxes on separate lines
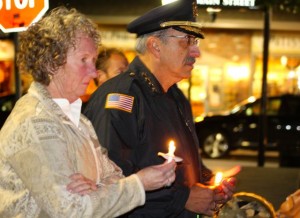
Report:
0,82,145,217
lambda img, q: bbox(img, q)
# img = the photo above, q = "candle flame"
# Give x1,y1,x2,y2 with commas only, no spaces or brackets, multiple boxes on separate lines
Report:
167,140,176,162
214,172,223,185
168,140,175,155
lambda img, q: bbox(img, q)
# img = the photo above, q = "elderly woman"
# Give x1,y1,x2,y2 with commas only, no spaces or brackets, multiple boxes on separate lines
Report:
0,6,176,218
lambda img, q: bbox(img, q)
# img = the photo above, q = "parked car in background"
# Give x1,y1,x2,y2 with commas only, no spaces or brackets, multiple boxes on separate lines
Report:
195,94,300,167
0,94,15,129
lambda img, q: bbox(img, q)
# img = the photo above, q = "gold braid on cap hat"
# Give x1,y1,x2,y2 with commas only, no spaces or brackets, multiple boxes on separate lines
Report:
160,21,204,38
177,25,203,35
160,21,202,28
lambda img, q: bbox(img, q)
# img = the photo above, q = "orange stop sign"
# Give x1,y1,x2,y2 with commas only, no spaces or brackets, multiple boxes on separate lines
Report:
0,0,49,33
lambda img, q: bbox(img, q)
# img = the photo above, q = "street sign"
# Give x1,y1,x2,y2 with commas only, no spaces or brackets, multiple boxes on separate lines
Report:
197,0,256,8
0,0,49,33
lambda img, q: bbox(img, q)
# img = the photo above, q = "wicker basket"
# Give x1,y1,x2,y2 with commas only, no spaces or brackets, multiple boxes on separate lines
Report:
215,192,276,218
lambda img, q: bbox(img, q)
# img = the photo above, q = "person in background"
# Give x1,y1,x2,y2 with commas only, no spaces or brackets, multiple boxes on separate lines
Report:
95,48,129,86
277,189,300,218
0,6,176,217
84,0,237,217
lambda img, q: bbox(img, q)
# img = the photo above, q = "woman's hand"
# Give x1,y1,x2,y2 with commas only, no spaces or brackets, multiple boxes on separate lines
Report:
67,173,98,195
136,160,176,191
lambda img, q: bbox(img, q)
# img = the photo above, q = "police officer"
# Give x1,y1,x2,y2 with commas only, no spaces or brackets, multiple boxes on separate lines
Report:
84,0,237,217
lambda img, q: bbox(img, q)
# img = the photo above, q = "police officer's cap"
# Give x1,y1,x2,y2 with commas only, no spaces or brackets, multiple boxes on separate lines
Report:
127,0,204,39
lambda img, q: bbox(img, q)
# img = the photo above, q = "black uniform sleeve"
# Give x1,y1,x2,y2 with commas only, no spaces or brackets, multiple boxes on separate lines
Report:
84,90,140,175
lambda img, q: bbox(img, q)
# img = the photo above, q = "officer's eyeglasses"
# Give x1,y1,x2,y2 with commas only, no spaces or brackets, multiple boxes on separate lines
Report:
164,35,200,46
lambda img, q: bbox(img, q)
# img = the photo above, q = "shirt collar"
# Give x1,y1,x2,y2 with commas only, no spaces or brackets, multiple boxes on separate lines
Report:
53,98,82,127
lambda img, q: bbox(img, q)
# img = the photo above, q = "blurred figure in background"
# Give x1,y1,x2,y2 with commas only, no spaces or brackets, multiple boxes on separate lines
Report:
95,48,129,86
278,189,300,218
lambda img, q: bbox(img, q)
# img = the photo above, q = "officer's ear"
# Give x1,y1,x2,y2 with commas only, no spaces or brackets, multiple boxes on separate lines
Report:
152,42,160,51
147,37,160,57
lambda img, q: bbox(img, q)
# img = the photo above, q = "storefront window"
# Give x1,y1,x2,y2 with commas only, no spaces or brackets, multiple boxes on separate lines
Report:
0,39,15,97
252,33,300,97
179,30,300,118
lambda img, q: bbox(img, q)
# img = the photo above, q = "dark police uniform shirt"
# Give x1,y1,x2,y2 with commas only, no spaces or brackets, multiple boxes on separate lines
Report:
84,56,212,217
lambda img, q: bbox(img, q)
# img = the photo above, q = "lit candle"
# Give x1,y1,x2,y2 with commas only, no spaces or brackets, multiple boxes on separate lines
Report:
167,140,176,163
214,172,223,186
157,140,182,162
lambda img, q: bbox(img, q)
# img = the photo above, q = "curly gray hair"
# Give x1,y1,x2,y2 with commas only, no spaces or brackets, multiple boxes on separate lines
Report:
17,6,101,85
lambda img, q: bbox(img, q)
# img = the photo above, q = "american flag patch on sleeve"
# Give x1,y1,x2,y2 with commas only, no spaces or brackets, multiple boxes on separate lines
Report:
105,93,134,113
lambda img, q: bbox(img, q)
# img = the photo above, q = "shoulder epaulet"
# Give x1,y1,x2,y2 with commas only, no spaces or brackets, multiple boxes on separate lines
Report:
113,71,137,92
